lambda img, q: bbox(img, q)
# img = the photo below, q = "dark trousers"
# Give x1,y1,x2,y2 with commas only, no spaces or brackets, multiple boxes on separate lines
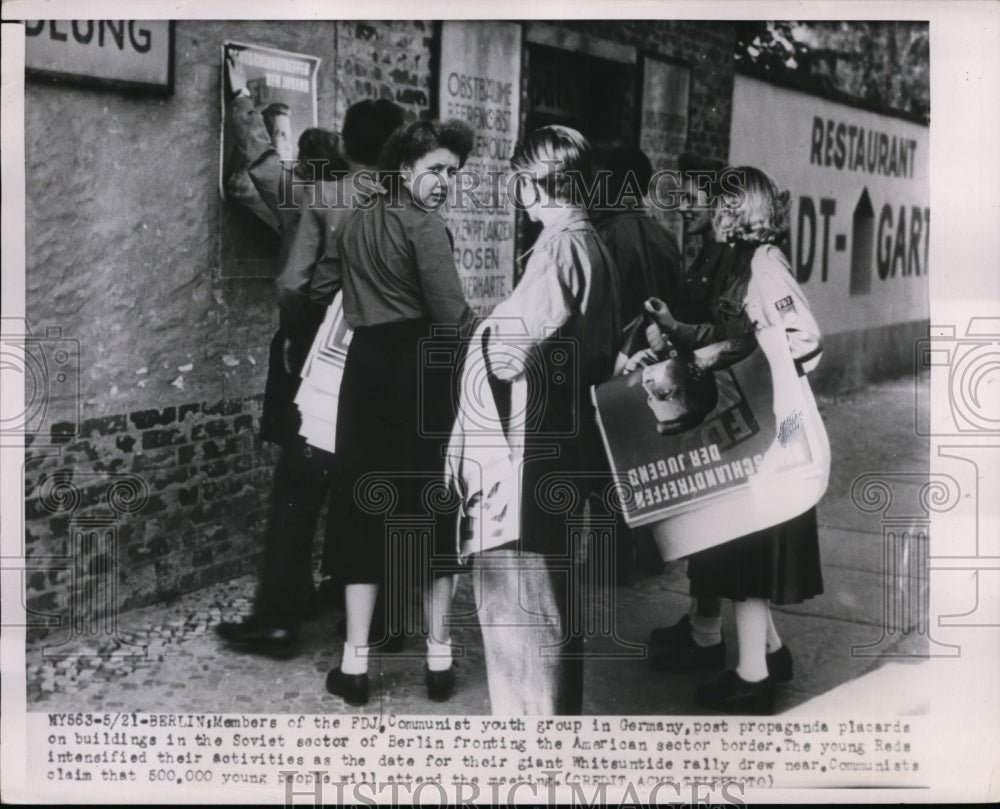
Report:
254,436,337,624
257,324,347,622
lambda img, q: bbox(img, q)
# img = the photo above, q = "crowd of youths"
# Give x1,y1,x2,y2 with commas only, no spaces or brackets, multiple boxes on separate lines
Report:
215,96,824,718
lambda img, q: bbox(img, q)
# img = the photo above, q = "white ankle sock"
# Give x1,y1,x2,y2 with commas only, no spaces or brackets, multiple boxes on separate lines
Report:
734,599,769,682
426,638,453,672
691,615,722,647
341,641,369,675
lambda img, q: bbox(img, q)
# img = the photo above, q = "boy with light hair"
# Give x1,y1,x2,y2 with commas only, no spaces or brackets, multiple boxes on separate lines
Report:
457,125,621,713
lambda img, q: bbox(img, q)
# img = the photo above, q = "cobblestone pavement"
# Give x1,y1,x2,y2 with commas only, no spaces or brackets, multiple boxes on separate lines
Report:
25,377,931,716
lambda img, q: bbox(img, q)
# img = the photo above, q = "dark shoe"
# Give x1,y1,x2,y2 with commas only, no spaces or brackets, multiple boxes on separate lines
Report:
425,665,456,702
694,670,775,715
649,615,726,672
215,617,298,658
648,614,695,647
767,644,793,684
325,666,369,707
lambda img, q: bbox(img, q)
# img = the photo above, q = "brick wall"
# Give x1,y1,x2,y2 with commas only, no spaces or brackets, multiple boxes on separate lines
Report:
334,20,434,124
22,20,444,637
21,20,738,635
23,397,278,640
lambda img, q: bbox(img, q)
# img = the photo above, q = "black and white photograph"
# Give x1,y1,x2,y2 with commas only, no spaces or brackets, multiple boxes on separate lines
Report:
1,1,998,804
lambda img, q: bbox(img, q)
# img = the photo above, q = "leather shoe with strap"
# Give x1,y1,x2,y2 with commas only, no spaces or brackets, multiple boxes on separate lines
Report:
425,665,456,702
767,644,793,684
649,615,726,672
649,617,794,683
694,670,775,715
215,616,297,658
325,666,369,707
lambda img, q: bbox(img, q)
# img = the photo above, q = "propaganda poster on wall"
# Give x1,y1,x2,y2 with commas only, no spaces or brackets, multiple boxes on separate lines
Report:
218,41,320,279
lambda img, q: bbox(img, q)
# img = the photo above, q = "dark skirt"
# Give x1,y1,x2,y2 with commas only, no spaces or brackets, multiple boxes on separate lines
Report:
334,318,460,584
687,506,823,605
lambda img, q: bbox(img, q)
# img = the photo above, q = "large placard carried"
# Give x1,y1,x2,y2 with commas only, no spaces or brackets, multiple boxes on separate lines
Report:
437,21,521,315
593,326,830,560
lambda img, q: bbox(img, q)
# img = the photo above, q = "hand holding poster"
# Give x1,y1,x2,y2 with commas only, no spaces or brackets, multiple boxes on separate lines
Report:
593,326,830,560
218,41,320,278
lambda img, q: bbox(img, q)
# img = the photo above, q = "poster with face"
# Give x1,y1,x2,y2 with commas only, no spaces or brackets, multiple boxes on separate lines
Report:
218,41,320,278
593,326,830,560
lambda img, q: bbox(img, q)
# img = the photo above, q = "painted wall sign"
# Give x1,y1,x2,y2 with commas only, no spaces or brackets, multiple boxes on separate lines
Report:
437,21,522,315
729,74,929,335
24,20,173,94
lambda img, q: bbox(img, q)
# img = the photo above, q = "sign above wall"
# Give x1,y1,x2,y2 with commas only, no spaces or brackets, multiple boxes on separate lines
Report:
24,20,174,94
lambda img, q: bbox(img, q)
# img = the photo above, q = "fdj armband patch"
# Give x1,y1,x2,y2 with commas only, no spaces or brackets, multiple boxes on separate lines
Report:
774,295,799,323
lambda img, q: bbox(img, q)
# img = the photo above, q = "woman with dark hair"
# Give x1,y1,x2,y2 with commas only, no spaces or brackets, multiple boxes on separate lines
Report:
341,99,405,169
324,119,477,707
644,165,824,715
